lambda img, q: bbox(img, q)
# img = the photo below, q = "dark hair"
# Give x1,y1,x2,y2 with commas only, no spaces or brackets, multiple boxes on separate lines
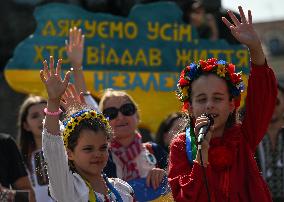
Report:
156,112,186,152
188,73,240,127
17,95,47,171
64,110,113,172
67,118,112,152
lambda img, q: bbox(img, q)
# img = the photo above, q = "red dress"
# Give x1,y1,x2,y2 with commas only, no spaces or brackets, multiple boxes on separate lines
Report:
168,62,277,202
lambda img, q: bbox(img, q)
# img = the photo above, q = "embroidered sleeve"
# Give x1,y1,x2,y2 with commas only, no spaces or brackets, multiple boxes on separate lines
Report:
42,124,89,202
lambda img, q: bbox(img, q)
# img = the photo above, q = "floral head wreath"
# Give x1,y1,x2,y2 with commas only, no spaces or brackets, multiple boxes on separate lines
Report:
62,109,111,148
176,58,245,111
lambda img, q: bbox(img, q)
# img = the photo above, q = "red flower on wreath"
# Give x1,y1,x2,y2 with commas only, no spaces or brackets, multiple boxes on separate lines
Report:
207,58,218,65
227,63,235,74
230,73,242,84
179,78,189,86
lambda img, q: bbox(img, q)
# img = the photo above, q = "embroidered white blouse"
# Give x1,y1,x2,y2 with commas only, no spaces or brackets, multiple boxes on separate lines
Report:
42,126,134,202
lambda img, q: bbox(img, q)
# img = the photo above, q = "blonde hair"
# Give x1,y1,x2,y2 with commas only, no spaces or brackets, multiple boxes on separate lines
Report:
99,88,140,119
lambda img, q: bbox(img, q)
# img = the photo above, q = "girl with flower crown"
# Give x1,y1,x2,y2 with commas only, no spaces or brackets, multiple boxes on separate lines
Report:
40,56,135,202
168,6,276,202
64,26,171,201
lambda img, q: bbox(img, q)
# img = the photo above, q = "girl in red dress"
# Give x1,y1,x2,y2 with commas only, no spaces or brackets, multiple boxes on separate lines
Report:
168,6,276,202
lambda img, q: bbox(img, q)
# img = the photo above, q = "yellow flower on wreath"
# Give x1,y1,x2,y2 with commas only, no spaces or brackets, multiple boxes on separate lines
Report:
217,64,227,78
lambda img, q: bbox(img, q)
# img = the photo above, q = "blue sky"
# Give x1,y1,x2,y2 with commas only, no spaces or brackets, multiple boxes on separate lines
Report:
222,0,284,23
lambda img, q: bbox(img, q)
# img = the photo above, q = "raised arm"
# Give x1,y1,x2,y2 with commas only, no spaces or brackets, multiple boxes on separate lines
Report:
40,56,70,134
222,6,265,65
66,27,87,94
66,27,99,110
222,7,277,150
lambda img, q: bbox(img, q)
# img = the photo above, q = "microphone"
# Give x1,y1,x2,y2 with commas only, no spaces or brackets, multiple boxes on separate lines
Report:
197,113,214,144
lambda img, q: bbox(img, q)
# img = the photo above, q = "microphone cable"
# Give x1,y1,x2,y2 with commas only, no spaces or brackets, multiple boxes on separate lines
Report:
198,145,211,202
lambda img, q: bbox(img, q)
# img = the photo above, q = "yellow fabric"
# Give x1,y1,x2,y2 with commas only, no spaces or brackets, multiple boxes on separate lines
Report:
149,192,174,202
84,180,96,202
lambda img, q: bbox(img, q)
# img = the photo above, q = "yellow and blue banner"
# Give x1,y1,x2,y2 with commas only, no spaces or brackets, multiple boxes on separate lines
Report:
4,2,249,133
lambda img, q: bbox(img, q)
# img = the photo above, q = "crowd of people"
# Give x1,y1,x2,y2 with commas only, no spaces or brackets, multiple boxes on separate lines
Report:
1,5,284,202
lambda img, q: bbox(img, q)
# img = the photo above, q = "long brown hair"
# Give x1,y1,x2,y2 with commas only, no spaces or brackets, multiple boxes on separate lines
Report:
17,95,47,171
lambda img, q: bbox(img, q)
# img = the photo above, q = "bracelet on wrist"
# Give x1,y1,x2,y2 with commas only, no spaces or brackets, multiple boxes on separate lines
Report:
44,108,63,116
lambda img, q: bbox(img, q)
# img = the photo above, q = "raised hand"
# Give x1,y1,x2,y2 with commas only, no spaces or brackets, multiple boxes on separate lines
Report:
40,56,70,101
66,27,84,69
61,83,86,111
222,6,260,49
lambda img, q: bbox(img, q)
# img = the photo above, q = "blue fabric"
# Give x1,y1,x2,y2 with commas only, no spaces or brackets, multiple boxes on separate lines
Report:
127,177,169,201
186,127,194,163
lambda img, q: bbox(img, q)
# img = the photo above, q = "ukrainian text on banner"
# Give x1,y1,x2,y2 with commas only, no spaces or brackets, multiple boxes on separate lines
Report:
4,2,249,133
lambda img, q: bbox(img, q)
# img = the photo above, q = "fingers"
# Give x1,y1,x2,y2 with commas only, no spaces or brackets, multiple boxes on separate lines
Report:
56,59,62,75
194,115,211,135
80,34,85,48
222,17,233,30
248,10,252,24
76,28,81,45
227,10,240,26
79,92,87,105
42,60,50,79
146,171,151,188
49,56,55,75
39,70,46,84
62,71,71,90
68,83,78,98
147,169,165,190
238,6,247,23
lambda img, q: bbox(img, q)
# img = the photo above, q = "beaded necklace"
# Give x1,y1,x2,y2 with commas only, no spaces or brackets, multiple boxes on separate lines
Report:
84,174,123,202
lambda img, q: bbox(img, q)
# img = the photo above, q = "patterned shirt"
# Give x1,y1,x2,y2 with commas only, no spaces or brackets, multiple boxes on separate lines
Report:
259,132,284,198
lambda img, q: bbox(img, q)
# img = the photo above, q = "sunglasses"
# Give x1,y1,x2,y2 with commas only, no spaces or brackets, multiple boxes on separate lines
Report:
103,103,136,120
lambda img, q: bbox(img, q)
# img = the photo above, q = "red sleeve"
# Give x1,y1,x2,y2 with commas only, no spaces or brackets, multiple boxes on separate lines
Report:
242,61,277,152
168,134,213,202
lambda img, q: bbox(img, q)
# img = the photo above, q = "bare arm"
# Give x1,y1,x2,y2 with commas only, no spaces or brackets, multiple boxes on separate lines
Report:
66,27,87,94
14,176,36,202
40,56,70,135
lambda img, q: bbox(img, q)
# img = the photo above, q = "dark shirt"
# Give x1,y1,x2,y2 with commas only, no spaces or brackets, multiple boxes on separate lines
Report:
256,129,284,201
0,133,27,188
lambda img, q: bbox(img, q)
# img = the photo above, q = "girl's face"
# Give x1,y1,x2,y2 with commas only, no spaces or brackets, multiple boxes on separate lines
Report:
103,96,139,139
23,103,46,138
68,129,109,178
191,74,235,133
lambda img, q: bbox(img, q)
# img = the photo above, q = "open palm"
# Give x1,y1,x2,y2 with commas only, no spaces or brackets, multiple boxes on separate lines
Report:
40,56,70,100
222,6,259,48
66,27,84,69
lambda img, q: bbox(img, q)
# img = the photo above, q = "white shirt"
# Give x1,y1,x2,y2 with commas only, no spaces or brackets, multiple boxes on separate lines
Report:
42,127,134,202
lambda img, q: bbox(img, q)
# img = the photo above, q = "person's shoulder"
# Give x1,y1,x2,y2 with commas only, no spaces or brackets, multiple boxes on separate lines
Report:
0,133,15,143
0,133,10,140
169,132,186,150
171,132,186,144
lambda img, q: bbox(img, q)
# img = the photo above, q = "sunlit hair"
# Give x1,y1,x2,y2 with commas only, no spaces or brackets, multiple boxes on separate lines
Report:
99,88,140,119
176,58,244,127
156,112,187,152
176,58,244,111
17,95,47,171
63,109,112,148
63,108,113,173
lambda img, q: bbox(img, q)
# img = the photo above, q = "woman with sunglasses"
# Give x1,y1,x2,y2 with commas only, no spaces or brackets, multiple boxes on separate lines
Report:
99,89,172,201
